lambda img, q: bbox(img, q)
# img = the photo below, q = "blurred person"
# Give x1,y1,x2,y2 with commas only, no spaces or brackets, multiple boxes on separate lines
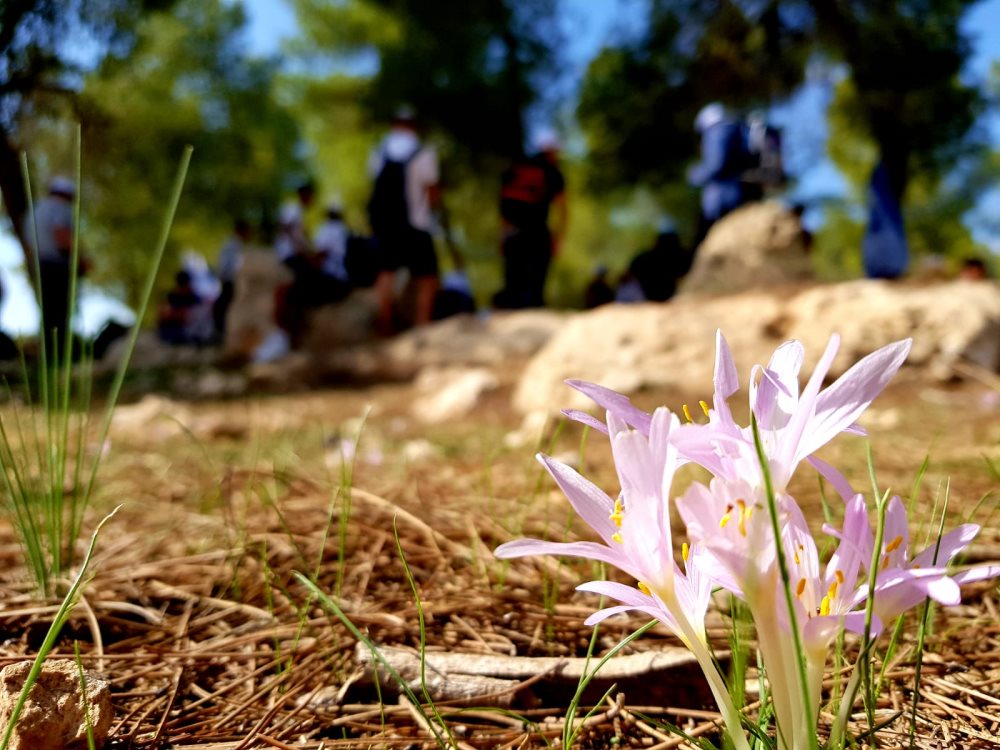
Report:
583,265,615,309
275,181,316,273
313,199,351,290
29,176,86,347
959,257,989,281
157,270,202,345
494,128,567,309
625,220,692,302
687,103,749,251
862,161,908,279
367,107,441,333
272,181,321,347
432,269,476,320
213,218,251,341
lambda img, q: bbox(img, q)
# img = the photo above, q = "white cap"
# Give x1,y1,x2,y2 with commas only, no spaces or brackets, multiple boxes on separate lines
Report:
532,126,561,153
695,103,726,133
49,176,75,197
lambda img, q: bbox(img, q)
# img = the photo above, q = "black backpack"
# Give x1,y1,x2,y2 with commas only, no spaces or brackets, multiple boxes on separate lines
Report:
367,147,419,237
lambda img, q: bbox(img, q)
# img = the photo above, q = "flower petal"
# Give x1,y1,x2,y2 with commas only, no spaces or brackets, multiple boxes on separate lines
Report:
911,524,979,568
562,409,609,435
494,538,625,569
795,338,911,462
565,380,651,434
537,453,618,543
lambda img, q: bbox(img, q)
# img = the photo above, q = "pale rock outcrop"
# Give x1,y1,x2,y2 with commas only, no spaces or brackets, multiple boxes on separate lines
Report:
682,201,813,295
513,279,1000,414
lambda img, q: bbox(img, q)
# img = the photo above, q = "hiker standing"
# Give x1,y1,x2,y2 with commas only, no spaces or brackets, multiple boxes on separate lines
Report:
687,103,749,251
368,108,440,333
213,218,251,342
29,176,85,347
494,128,567,309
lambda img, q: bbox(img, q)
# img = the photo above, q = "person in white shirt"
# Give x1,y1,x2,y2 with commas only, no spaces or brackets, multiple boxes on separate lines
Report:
313,200,350,284
367,108,441,333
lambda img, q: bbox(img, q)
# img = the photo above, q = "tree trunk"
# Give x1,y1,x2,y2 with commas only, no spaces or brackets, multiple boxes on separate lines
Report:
0,125,31,262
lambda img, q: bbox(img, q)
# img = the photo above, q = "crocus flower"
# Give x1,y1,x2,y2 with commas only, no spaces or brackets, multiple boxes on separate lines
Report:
566,331,912,499
495,407,751,750
847,495,1000,621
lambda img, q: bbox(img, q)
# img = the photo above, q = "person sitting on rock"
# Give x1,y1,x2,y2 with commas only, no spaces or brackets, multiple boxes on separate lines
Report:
158,271,203,345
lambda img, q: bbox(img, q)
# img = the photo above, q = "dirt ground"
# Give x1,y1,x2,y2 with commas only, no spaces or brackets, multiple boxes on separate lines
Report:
0,368,998,749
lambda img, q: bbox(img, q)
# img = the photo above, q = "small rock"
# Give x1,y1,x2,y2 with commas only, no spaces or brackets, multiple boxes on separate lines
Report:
410,367,499,423
0,660,114,750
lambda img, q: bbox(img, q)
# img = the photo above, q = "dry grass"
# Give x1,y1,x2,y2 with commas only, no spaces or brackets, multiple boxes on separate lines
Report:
0,374,997,748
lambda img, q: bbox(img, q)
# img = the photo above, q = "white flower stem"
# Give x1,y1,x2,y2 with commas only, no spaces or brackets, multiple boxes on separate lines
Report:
662,588,751,750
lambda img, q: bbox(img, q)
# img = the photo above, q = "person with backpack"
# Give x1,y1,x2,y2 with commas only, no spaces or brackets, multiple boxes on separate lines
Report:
367,107,441,334
687,102,751,251
494,129,567,309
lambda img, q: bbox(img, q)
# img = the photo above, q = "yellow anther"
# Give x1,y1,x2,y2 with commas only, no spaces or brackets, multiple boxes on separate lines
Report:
885,535,904,553
835,569,845,584
612,532,623,544
820,596,831,617
682,542,689,562
828,580,839,600
881,555,890,570
736,499,748,537
609,497,624,528
638,581,651,596
794,551,800,565
682,403,693,423
699,400,711,417
796,578,806,597
719,514,731,529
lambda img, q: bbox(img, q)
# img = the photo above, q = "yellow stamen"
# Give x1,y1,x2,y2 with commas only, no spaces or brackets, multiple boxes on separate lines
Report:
719,514,731,529
881,555,890,570
835,569,845,584
682,403,693,423
699,400,711,417
736,499,748,537
796,578,806,597
819,596,831,617
609,497,624,528
885,535,904,553
637,581,651,596
828,580,839,600
612,532,623,544
794,551,800,565
682,542,689,562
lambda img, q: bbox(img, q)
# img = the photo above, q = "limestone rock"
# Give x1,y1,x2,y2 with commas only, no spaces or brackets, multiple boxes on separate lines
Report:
0,660,114,750
410,367,499,423
222,248,291,360
682,201,813,295
513,279,1000,414
299,288,380,354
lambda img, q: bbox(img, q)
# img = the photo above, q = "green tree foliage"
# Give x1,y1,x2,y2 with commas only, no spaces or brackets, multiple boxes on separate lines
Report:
578,0,810,190
0,0,169,252
75,0,304,304
288,0,566,304
291,0,560,159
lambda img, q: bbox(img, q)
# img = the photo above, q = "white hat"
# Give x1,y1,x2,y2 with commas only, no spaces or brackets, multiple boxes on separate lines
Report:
695,103,726,133
49,176,75,197
532,127,561,153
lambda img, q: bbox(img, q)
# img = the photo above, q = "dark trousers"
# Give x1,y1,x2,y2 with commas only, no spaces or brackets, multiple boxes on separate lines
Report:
38,260,71,352
495,228,551,309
